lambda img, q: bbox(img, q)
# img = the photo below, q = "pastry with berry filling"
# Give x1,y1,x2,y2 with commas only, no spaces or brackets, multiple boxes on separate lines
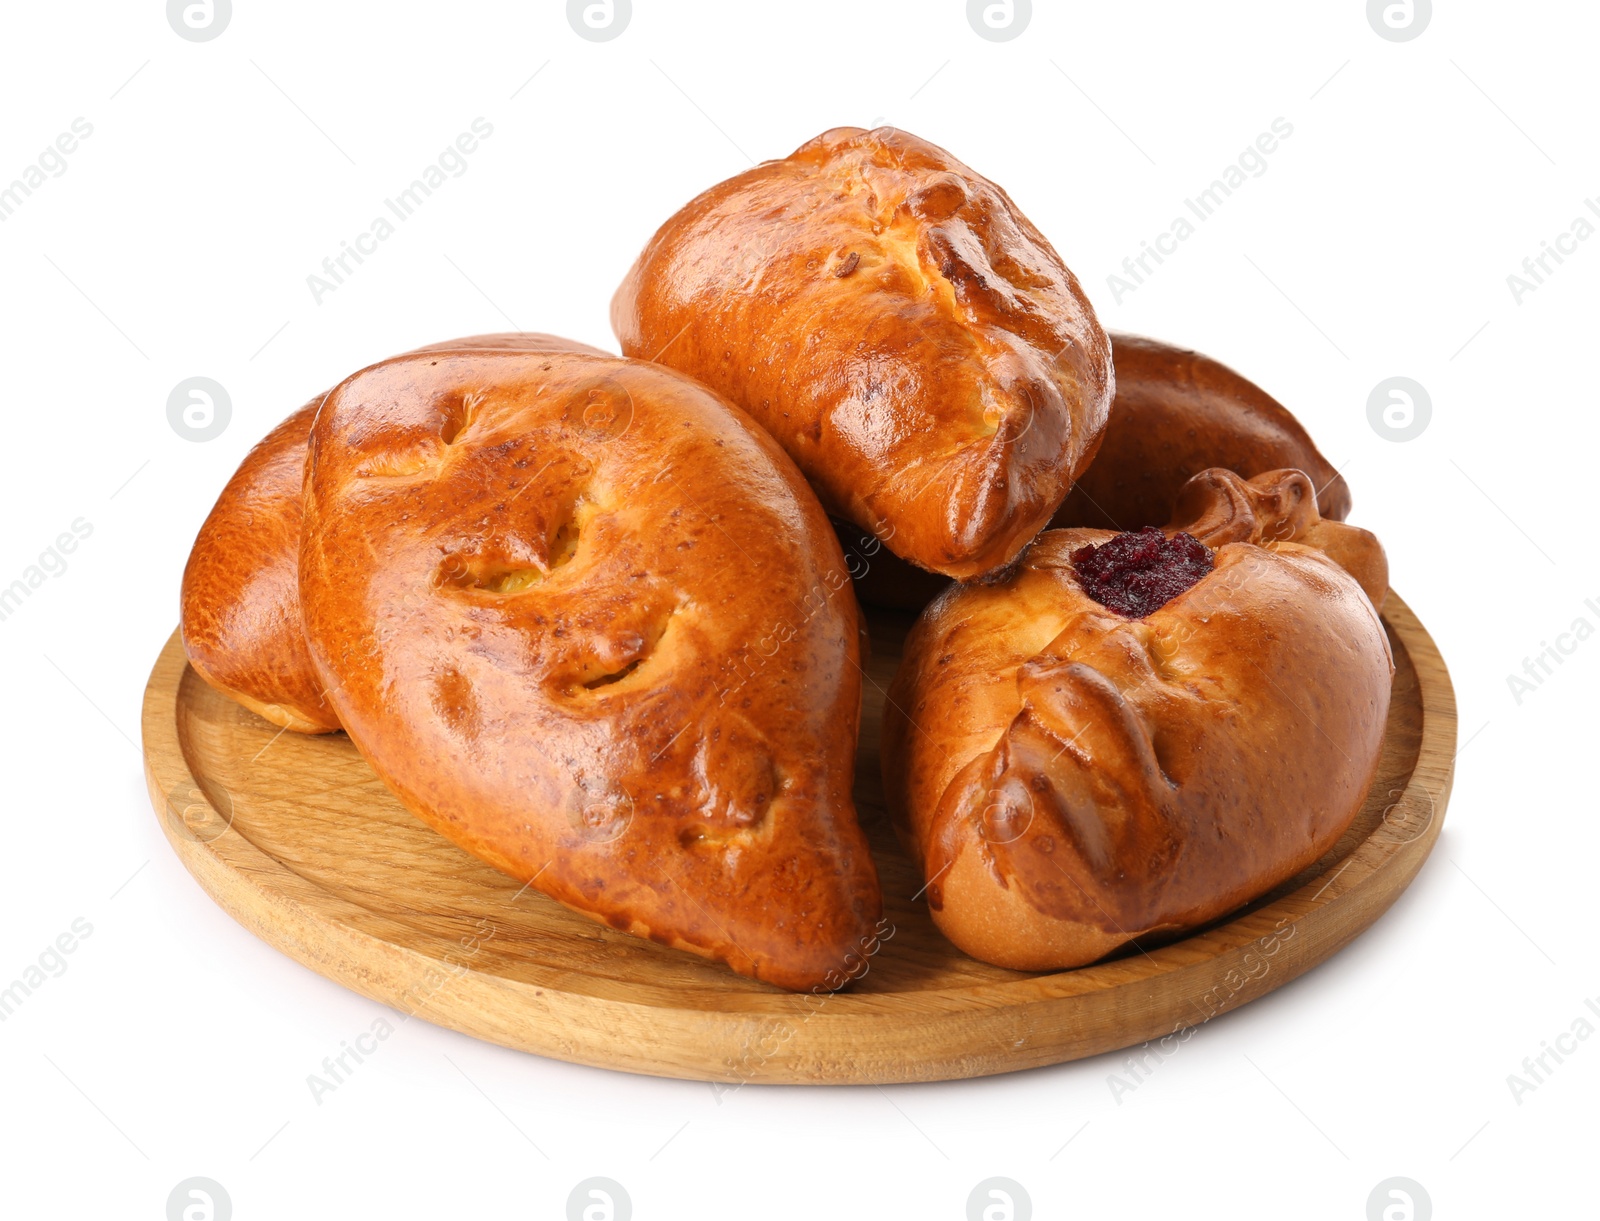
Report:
881,467,1392,971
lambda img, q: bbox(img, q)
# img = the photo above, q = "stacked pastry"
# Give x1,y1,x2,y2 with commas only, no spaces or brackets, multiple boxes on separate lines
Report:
181,127,1393,990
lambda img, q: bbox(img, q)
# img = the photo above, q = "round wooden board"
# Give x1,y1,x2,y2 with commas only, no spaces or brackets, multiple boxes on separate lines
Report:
141,593,1454,1085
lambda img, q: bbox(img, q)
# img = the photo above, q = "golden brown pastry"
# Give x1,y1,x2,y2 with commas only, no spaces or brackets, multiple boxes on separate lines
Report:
882,467,1392,971
1053,334,1350,530
179,333,606,733
839,334,1355,614
612,125,1114,581
298,348,881,990
1172,467,1387,609
180,397,339,732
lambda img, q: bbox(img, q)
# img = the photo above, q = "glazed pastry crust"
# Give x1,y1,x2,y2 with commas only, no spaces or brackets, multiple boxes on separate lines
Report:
841,335,1355,614
299,349,881,990
613,126,1113,581
180,399,339,732
883,468,1392,971
1054,334,1351,531
179,334,607,733
1172,467,1386,609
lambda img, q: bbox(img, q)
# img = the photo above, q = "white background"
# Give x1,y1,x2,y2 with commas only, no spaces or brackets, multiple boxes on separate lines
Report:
1,1,1594,1217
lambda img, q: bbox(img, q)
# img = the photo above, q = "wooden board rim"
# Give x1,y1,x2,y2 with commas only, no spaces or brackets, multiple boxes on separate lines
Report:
141,593,1455,1083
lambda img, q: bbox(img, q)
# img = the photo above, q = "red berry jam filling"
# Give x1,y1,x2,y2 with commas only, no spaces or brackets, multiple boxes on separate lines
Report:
1071,527,1214,618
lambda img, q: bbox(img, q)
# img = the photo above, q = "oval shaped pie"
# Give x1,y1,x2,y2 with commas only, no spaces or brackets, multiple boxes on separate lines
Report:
299,348,882,989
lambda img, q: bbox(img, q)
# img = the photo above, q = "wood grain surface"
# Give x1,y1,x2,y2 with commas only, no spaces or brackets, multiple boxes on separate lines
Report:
141,594,1454,1084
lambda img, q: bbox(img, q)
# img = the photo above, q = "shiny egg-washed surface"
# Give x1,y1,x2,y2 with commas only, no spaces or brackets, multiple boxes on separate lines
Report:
836,333,1354,614
1054,333,1351,531
179,333,608,733
298,349,881,990
613,126,1114,581
883,467,1392,972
